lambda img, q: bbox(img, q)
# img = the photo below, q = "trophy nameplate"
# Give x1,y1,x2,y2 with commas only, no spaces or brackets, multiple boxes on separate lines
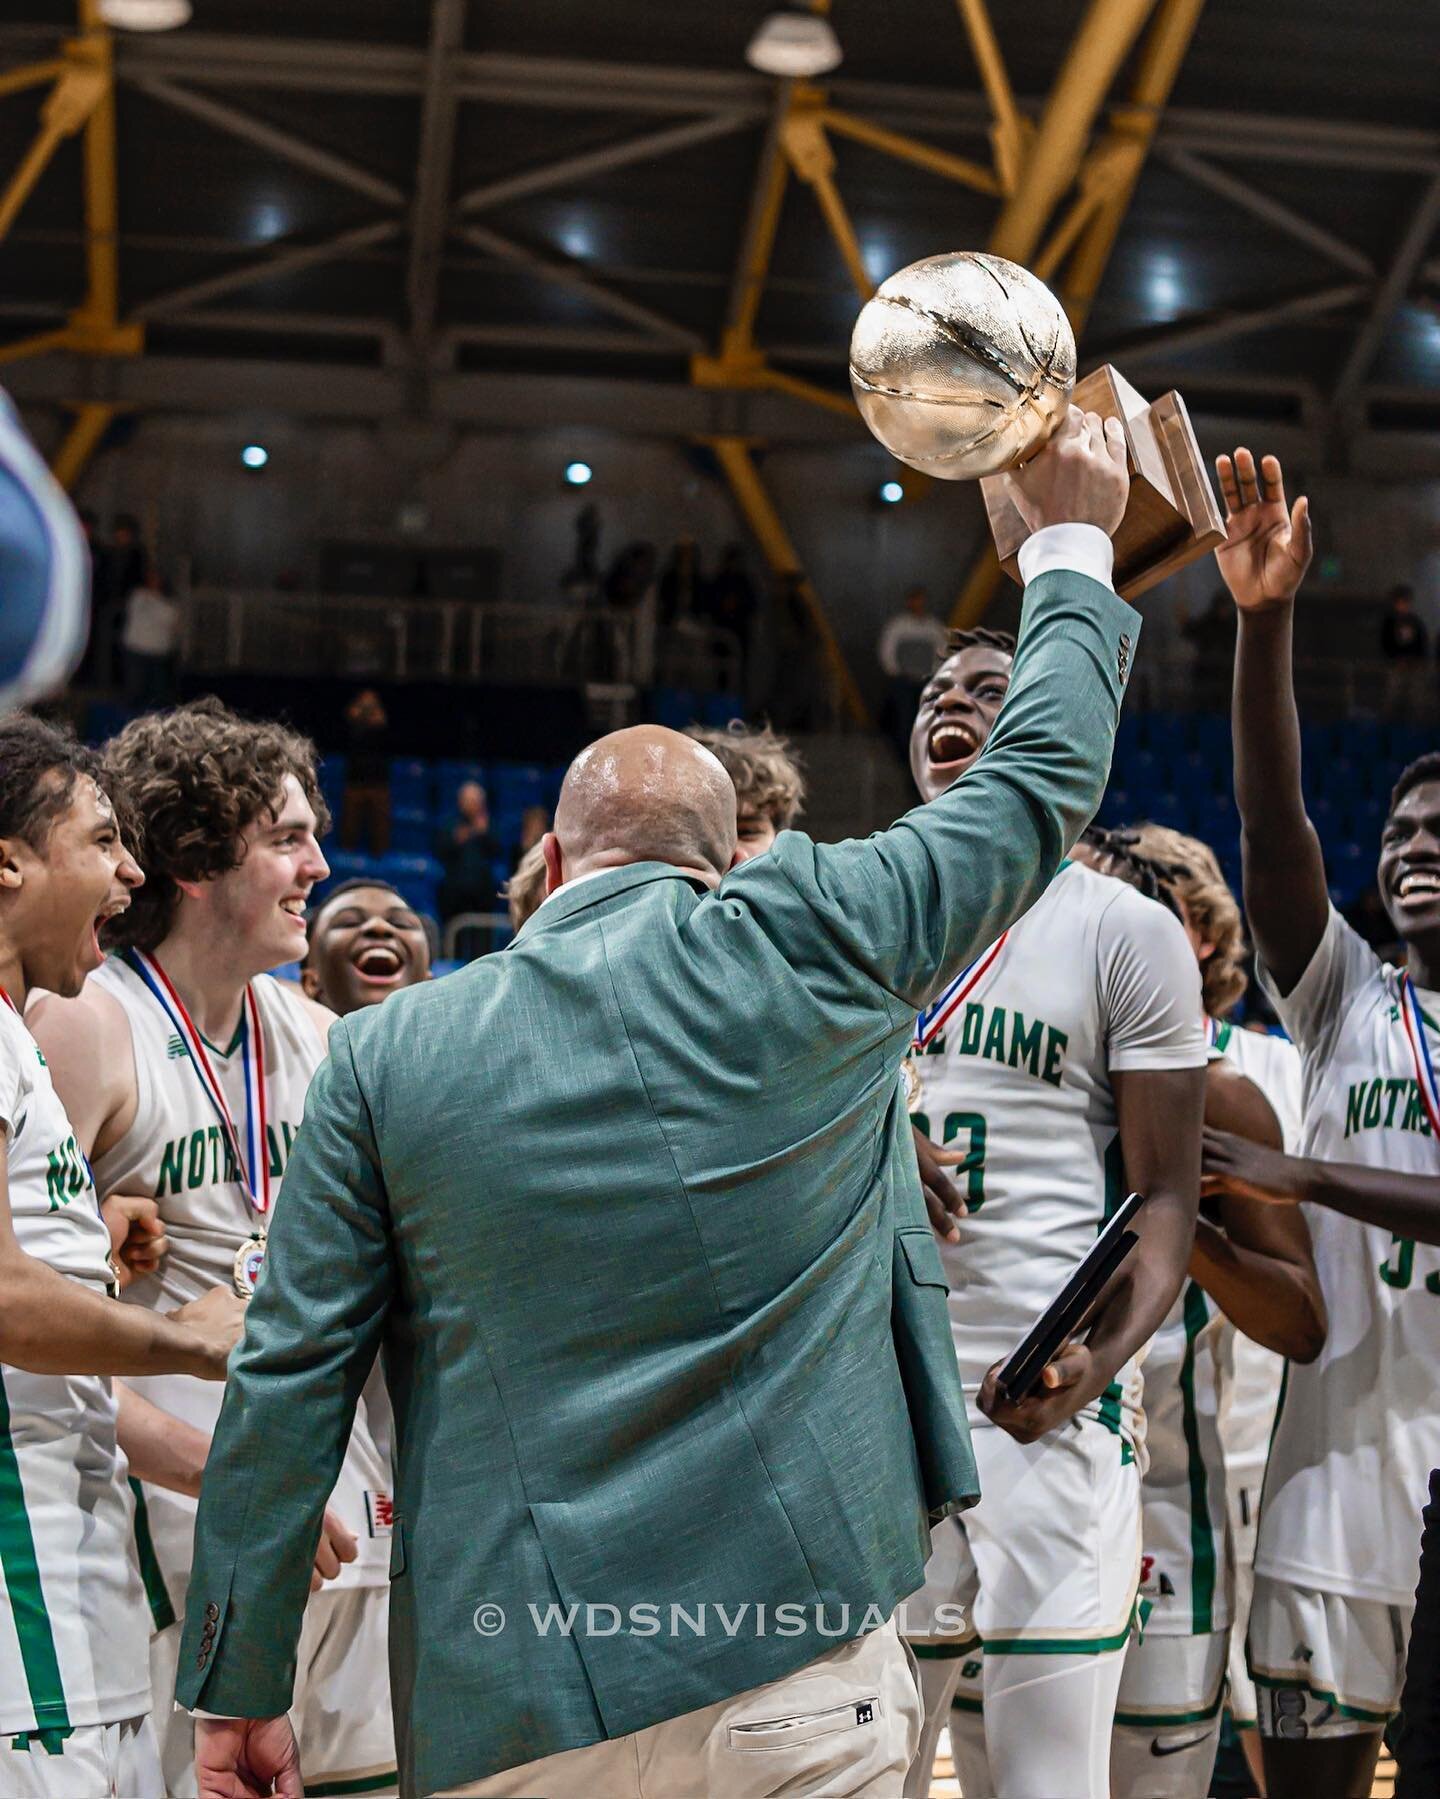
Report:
980,365,1226,601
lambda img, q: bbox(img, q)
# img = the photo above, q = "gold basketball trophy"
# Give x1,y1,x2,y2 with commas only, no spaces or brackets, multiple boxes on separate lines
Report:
849,252,1224,599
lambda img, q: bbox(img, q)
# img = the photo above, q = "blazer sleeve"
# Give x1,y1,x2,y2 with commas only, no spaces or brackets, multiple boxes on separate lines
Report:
766,568,1139,1013
173,1020,395,1717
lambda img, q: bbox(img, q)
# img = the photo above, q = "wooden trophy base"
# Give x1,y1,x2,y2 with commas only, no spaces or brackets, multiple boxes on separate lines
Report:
980,365,1226,601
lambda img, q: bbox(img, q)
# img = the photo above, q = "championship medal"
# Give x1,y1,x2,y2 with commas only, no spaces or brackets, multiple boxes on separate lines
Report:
233,1232,267,1297
901,1058,922,1112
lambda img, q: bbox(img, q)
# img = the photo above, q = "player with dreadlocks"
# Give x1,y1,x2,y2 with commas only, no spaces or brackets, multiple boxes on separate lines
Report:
900,624,1207,1799
1077,823,1325,1798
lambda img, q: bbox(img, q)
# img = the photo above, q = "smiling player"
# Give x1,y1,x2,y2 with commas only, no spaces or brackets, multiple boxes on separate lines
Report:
31,699,398,1798
1202,449,1440,1799
301,878,432,1017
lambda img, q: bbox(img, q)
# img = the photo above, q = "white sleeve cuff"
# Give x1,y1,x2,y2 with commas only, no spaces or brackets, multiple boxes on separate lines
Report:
1016,523,1115,593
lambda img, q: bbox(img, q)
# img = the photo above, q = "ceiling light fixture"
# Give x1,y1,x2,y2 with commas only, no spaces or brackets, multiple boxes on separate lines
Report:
99,0,193,30
745,7,843,79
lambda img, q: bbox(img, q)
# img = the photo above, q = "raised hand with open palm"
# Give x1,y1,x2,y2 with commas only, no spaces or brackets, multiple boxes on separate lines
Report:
1214,447,1313,612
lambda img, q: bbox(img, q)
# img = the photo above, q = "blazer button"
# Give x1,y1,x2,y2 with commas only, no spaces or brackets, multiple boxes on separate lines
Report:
205,1602,219,1621
201,1623,216,1643
196,1652,208,1668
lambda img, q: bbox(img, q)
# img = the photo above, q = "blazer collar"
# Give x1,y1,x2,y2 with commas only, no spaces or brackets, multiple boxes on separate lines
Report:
513,862,708,942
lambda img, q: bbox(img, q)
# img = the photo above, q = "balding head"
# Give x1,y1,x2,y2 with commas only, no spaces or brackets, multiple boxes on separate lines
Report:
545,726,737,896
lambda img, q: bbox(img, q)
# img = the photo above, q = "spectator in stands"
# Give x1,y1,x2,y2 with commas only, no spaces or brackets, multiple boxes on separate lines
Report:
120,566,181,709
659,538,705,630
340,687,391,855
301,878,432,1018
878,585,947,759
436,780,500,954
686,721,805,862
90,511,145,689
708,545,758,687
1381,583,1428,717
1382,583,1428,659
512,804,551,872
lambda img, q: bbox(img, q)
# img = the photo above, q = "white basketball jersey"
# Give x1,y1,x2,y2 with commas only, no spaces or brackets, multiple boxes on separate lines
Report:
0,1000,152,1735
906,860,1206,1455
1212,1024,1303,1517
90,956,390,1596
1256,907,1440,1605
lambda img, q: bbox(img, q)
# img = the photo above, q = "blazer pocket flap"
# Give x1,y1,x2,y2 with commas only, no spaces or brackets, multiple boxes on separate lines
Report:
898,1227,948,1292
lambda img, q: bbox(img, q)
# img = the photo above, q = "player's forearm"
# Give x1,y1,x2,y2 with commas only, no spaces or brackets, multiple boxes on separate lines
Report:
1188,1217,1326,1361
0,1249,223,1378
115,1381,211,1497
1301,1158,1440,1245
1084,1213,1195,1399
1233,607,1329,982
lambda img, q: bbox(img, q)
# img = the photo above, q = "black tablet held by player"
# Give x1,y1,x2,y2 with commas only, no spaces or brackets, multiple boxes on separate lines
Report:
997,1190,1147,1403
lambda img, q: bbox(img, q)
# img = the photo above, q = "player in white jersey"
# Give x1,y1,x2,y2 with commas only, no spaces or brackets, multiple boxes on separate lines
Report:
898,622,1208,1799
1081,826,1324,1798
1127,825,1308,1794
32,700,398,1799
0,716,244,1796
1199,449,1440,1798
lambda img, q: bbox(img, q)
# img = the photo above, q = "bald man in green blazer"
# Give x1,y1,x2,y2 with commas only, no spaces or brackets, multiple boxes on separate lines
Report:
180,411,1140,1799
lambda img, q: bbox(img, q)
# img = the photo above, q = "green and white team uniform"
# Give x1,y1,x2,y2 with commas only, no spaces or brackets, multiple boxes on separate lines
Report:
0,997,162,1796
1112,1018,1303,1789
1250,908,1440,1737
89,956,397,1797
1111,1273,1231,1795
1212,1022,1302,1734
902,860,1205,1799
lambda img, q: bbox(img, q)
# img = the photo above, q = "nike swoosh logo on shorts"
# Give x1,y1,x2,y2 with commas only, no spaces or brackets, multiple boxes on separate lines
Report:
1151,1731,1212,1757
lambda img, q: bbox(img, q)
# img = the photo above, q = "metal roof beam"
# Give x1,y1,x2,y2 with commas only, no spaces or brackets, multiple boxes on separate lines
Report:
1333,170,1440,412
1156,146,1376,277
407,0,467,353
1105,282,1369,363
125,75,406,207
453,221,705,351
454,112,754,217
131,220,404,321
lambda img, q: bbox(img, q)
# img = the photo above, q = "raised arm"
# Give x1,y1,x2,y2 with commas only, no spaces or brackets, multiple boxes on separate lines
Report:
175,1021,394,1733
1216,449,1327,995
773,409,1135,1011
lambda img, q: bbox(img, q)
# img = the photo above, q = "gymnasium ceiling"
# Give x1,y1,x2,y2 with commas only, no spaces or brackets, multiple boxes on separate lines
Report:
3,0,1440,441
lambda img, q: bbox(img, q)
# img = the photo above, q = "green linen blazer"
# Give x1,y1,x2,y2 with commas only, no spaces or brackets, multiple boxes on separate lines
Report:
177,568,1139,1796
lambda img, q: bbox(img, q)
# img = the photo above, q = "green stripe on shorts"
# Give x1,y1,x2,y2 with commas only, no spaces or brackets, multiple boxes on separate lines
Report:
0,1375,71,1730
128,1478,176,1631
305,1773,400,1796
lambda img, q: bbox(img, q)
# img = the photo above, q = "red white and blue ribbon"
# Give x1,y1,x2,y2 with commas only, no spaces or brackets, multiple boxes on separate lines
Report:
914,932,1009,1052
1399,972,1440,1145
0,988,15,1016
123,948,271,1214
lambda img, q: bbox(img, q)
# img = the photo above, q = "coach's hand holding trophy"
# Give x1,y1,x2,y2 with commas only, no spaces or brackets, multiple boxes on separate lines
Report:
850,250,1224,596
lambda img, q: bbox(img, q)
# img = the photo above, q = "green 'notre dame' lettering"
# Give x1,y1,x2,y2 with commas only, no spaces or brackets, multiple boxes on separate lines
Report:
155,1117,298,1198
942,1003,1066,1087
1345,1076,1433,1141
44,1135,89,1212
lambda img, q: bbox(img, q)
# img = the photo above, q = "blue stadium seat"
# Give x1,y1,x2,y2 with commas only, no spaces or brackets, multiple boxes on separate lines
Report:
651,688,698,731
433,759,487,817
389,758,431,809
702,692,743,727
389,807,432,855
377,852,442,918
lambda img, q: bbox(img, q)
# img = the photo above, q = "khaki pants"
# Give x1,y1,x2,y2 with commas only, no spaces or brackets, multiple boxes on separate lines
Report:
442,1615,920,1798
